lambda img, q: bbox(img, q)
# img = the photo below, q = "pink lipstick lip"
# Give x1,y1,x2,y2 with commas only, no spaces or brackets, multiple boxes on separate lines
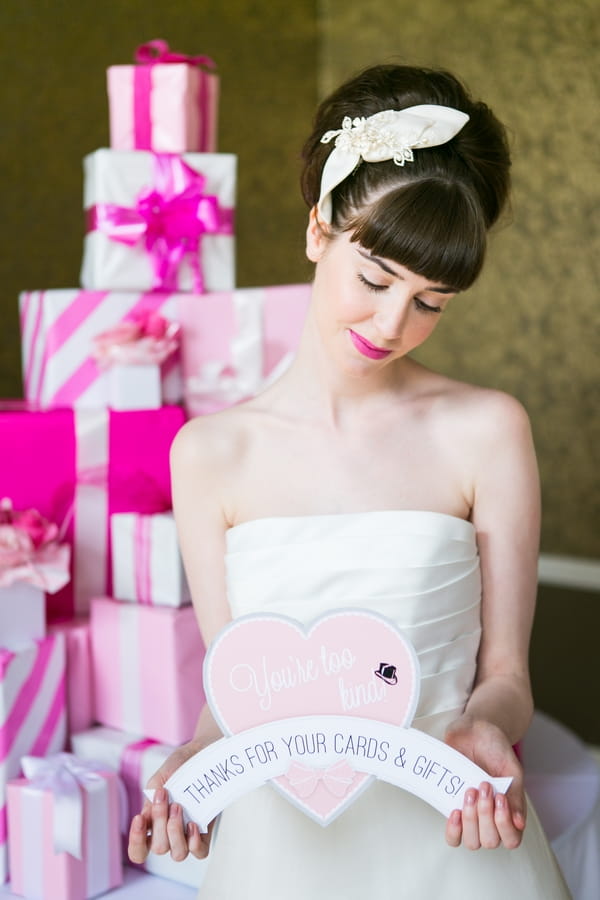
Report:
348,329,392,360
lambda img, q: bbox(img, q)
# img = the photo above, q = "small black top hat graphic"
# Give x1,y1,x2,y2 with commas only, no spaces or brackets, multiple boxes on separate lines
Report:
374,662,397,685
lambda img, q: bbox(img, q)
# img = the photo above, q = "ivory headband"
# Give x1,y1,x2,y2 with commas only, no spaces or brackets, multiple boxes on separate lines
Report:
317,105,470,224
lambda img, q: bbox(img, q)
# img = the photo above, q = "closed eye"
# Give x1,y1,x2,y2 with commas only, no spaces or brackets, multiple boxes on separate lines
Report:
357,272,388,292
415,297,443,314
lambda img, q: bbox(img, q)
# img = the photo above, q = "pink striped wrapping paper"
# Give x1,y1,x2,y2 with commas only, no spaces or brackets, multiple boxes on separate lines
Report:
0,635,66,883
48,620,94,736
108,60,219,154
110,512,191,607
19,290,183,409
71,725,207,889
7,766,122,899
19,284,311,413
90,597,205,746
80,150,236,294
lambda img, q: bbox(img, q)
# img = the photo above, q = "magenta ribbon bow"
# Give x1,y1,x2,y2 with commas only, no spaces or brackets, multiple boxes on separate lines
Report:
87,153,232,293
134,39,216,72
284,760,357,800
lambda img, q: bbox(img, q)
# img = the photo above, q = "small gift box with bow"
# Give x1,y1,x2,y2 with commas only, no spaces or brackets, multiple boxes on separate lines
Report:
0,499,71,650
80,149,236,294
6,753,123,899
90,596,205,745
71,724,208,888
110,511,191,606
91,311,180,410
108,39,219,154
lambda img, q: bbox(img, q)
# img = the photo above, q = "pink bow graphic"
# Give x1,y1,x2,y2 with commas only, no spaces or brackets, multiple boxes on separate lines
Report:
284,760,357,800
87,153,233,293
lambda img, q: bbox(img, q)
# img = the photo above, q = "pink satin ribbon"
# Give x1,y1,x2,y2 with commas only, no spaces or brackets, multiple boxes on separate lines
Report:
284,760,357,800
134,39,216,70
133,516,153,605
86,153,233,293
120,738,159,818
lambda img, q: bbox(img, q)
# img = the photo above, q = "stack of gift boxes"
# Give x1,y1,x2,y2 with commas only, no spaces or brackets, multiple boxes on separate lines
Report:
1,40,311,898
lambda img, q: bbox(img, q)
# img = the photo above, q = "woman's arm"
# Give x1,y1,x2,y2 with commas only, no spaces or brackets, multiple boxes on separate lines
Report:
444,391,540,850
128,415,240,863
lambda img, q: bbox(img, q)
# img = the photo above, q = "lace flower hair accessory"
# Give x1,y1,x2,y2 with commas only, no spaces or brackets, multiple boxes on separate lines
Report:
317,104,470,224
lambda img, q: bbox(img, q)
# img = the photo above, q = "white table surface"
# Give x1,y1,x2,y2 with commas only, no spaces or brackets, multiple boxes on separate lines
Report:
0,868,196,898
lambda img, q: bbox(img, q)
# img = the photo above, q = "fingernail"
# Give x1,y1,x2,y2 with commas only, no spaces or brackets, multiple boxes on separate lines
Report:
495,793,506,810
153,788,166,804
450,809,461,826
132,814,144,832
480,782,490,799
169,803,180,819
187,822,196,838
465,790,476,806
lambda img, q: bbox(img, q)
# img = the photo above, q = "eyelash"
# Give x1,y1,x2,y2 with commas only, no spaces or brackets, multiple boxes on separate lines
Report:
357,273,443,314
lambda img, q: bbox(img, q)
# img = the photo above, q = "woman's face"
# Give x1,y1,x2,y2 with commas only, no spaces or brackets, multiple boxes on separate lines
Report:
307,218,457,378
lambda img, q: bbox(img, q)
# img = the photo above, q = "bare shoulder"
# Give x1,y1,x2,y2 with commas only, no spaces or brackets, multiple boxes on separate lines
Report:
170,405,252,474
430,373,534,447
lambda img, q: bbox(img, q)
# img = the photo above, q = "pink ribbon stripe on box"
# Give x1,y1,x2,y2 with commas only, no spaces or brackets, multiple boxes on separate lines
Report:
86,153,234,293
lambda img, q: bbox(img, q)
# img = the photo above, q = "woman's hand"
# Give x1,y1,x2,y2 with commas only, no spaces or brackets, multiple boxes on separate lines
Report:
443,715,526,851
127,739,214,863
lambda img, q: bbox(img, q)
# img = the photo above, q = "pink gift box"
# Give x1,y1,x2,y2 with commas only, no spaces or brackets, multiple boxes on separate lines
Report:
71,725,207,889
48,620,94,736
7,757,122,899
108,40,219,154
0,635,66,883
0,405,185,620
81,150,236,294
19,284,310,414
90,597,205,745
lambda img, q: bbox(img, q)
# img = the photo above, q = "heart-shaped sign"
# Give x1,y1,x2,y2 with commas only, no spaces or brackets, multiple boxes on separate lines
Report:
204,609,420,822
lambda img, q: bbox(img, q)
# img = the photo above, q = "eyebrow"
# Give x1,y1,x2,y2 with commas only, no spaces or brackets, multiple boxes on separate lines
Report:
357,249,457,294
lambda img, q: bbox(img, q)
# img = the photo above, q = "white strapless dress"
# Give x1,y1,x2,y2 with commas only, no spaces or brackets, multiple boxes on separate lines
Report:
197,511,570,899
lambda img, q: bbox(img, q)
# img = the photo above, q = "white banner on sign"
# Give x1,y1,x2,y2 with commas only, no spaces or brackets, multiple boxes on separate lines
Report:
147,714,512,829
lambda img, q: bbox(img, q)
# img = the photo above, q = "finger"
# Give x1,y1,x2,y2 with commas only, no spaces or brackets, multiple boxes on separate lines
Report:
128,813,151,864
494,793,523,850
187,821,211,859
149,788,171,855
477,782,500,849
445,809,463,848
166,803,189,862
461,788,481,850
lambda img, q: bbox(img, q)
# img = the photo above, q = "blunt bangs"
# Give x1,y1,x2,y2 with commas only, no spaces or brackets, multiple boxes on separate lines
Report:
347,180,488,291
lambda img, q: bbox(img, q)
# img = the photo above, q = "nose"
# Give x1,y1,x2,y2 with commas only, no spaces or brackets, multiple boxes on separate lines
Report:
372,295,411,341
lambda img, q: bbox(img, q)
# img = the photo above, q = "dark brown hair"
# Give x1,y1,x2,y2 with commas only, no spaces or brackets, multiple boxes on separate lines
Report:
301,65,511,290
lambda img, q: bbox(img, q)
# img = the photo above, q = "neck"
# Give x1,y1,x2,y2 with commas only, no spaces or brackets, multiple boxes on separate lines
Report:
277,309,415,428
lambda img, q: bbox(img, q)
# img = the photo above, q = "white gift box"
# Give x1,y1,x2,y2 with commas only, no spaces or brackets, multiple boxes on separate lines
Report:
81,149,236,293
71,725,207,889
108,363,162,410
110,512,191,606
0,582,45,650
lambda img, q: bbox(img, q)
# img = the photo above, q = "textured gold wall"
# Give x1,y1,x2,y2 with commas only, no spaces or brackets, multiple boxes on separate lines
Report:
0,0,317,393
321,0,599,559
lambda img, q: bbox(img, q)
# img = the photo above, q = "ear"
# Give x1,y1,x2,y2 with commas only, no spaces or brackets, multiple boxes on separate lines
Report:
305,206,330,263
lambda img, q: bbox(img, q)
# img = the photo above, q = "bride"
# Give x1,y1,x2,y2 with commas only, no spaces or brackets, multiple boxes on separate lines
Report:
129,64,570,898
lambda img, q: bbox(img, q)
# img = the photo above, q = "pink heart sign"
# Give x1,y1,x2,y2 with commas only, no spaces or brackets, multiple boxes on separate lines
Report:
204,609,420,822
